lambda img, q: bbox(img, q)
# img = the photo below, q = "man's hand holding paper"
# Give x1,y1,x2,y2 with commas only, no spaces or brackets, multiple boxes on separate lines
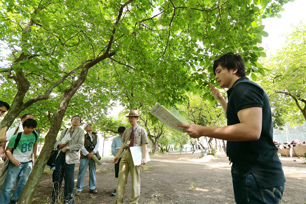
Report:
178,124,204,138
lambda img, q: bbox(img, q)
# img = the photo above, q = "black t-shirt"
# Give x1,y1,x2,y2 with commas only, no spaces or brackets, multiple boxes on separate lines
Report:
226,77,285,188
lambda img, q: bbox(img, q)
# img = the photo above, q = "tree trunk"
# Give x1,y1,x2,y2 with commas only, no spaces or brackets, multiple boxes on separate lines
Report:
222,140,227,153
0,71,30,129
151,140,158,154
302,106,306,120
18,67,90,204
197,139,205,149
158,144,164,153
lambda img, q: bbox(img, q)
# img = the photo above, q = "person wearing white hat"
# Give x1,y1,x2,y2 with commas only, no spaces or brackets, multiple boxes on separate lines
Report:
113,109,148,204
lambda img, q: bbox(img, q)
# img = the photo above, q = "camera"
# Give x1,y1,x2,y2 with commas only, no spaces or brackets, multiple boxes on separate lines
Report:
87,144,95,151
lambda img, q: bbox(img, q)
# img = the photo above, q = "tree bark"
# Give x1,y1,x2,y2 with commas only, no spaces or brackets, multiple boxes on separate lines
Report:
151,141,158,154
18,66,90,204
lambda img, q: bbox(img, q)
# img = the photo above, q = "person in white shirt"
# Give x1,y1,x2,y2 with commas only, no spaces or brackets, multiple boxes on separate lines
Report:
75,123,100,195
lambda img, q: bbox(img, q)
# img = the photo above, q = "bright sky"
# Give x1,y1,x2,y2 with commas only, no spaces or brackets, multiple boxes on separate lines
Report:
261,0,306,55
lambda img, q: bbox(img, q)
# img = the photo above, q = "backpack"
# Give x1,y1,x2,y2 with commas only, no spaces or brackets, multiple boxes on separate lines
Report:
12,131,38,153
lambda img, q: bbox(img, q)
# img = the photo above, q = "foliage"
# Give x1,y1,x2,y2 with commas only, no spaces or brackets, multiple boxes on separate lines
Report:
176,93,226,152
260,22,306,127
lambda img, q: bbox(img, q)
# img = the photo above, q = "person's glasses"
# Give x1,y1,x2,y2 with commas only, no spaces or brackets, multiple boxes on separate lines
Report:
72,118,81,121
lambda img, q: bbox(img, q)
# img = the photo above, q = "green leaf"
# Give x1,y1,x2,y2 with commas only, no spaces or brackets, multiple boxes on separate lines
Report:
260,31,269,37
251,73,257,81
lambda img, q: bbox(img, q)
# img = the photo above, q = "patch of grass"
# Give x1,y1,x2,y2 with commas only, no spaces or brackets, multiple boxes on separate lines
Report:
43,167,54,175
142,164,155,171
189,182,196,190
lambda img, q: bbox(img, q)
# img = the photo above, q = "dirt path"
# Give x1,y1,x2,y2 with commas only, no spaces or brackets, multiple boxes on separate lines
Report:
1,153,305,203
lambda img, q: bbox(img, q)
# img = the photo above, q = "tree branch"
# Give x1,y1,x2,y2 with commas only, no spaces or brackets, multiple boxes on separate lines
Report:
139,12,163,24
102,0,135,57
157,1,176,60
22,60,91,109
276,91,303,111
110,57,154,77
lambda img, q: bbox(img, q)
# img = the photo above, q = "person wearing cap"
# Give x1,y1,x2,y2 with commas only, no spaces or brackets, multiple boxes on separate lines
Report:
113,110,149,204
111,126,125,196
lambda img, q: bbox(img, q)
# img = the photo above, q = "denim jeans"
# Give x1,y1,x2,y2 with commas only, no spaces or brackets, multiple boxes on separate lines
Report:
231,166,285,204
0,161,32,204
76,158,96,191
52,152,75,204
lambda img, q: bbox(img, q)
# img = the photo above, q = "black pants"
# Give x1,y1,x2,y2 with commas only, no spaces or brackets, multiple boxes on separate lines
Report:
114,158,121,178
52,152,75,204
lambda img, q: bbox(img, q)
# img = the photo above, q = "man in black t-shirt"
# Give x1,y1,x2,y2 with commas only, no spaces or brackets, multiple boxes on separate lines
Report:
179,53,285,204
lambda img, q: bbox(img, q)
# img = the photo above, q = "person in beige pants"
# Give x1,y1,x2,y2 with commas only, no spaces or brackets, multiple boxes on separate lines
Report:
113,110,148,204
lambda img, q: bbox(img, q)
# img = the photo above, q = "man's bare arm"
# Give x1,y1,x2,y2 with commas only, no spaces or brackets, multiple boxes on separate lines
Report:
179,107,262,141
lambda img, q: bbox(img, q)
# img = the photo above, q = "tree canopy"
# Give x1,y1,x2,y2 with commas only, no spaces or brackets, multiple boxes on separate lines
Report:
261,22,306,127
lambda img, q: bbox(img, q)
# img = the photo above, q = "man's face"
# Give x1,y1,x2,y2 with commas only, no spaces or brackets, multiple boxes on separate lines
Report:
128,116,138,126
214,65,237,89
0,106,8,117
85,124,92,132
22,114,34,123
23,126,35,135
71,116,81,127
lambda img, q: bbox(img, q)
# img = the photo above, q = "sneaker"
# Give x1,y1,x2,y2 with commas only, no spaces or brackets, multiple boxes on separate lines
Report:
89,189,98,194
111,189,116,196
75,191,81,196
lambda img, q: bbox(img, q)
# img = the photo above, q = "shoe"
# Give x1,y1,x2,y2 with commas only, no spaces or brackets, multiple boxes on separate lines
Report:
111,189,116,196
75,190,81,196
89,189,98,194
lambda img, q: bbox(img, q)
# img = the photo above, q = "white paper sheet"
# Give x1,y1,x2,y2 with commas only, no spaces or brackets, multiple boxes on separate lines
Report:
129,146,150,166
150,102,188,132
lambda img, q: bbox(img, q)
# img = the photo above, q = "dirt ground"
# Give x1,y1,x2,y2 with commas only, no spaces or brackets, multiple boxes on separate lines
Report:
1,153,306,204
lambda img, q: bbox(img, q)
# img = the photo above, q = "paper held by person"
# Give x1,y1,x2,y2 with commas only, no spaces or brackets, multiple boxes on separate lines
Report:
150,102,188,133
130,146,151,166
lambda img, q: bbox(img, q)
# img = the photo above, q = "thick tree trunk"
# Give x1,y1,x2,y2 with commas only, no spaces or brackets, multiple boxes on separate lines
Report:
0,71,30,129
18,67,89,204
151,140,158,154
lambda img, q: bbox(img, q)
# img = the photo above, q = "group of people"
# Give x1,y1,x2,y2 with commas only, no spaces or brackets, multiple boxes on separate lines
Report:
0,107,148,204
51,110,148,204
0,52,286,204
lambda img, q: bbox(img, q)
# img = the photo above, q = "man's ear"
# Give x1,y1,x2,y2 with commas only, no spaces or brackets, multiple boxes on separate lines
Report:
232,68,238,75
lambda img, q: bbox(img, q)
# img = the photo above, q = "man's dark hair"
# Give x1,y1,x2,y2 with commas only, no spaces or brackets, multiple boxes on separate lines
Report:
213,52,246,77
21,113,33,120
85,123,92,129
71,115,82,123
23,119,37,128
118,126,126,133
0,101,10,110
